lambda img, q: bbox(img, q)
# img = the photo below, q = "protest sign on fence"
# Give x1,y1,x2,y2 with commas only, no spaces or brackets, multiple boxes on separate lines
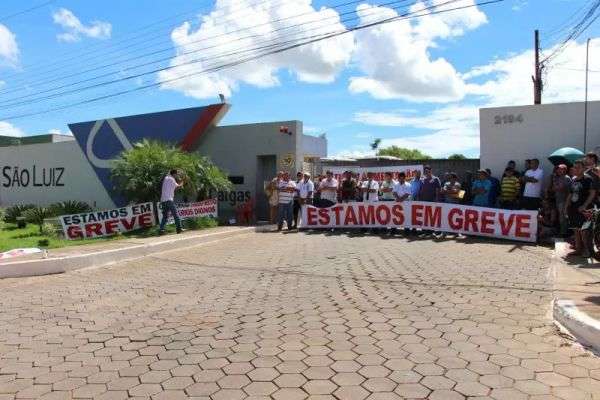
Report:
328,165,423,181
60,202,155,239
156,199,218,225
301,201,538,243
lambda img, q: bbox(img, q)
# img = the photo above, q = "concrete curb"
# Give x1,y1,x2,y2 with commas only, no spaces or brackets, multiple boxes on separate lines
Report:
553,299,600,353
0,226,257,279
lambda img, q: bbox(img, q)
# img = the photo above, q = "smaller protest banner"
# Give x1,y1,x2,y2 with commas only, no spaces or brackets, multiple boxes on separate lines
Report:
301,201,538,243
156,199,218,225
60,203,155,240
327,165,423,181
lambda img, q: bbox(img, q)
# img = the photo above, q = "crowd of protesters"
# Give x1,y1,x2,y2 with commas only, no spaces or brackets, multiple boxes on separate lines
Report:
265,155,600,256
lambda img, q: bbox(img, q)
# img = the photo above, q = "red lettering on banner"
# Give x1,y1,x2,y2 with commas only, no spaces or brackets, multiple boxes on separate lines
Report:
424,205,442,228
358,205,375,225
412,204,424,226
139,213,153,228
332,206,343,225
464,209,479,232
318,208,331,225
104,219,119,235
345,206,358,225
307,207,317,225
448,208,462,230
480,211,495,234
499,213,515,235
515,215,531,238
120,217,137,231
392,204,404,225
67,225,83,239
85,223,103,237
375,205,391,225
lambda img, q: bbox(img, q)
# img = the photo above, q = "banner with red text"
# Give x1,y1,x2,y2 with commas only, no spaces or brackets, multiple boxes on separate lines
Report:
328,165,423,181
60,202,155,240
301,202,537,243
156,199,218,225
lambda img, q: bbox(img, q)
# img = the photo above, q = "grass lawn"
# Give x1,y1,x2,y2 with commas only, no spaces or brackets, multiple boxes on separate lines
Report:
0,218,218,253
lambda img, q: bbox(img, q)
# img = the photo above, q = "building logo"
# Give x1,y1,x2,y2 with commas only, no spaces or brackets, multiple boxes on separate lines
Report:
69,104,228,206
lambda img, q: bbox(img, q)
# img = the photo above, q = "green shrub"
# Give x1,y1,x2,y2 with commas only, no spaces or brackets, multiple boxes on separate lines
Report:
0,208,4,229
185,216,218,230
40,223,58,237
37,239,50,247
23,207,56,233
50,201,92,216
4,204,36,223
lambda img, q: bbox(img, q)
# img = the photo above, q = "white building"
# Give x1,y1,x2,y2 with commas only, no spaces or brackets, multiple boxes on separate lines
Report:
480,101,600,179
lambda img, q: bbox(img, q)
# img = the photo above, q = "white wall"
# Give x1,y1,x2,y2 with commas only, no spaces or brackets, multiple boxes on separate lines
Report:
480,101,600,182
0,141,114,209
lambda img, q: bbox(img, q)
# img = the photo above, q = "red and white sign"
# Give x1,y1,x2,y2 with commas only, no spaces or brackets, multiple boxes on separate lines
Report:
328,165,423,181
157,199,218,224
301,202,538,243
60,202,155,240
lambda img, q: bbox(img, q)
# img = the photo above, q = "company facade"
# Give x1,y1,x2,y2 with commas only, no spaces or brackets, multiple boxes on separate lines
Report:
0,104,327,220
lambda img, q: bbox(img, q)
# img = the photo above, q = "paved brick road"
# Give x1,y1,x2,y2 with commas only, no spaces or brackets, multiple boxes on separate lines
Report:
1,231,599,400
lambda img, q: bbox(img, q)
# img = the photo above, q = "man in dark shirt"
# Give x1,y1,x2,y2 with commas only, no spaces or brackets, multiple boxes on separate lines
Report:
340,171,357,203
566,160,597,257
420,165,441,202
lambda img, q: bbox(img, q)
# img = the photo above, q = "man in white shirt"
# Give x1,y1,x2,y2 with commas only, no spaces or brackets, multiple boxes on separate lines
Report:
393,172,412,202
379,172,397,201
277,172,297,231
361,172,379,202
159,169,184,235
294,173,314,228
522,158,544,210
319,171,339,207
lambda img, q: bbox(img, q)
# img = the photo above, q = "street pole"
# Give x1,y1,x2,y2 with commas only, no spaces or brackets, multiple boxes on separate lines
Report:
533,30,542,104
584,38,591,152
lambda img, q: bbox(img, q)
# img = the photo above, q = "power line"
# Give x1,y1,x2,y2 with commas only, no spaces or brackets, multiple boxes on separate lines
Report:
0,0,505,122
0,0,55,23
0,0,416,107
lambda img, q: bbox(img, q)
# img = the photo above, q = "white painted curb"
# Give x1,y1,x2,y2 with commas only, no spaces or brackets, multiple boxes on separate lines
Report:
553,299,600,353
0,227,257,279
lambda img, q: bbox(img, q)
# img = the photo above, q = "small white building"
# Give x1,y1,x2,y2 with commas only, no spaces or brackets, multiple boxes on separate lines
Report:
480,101,600,179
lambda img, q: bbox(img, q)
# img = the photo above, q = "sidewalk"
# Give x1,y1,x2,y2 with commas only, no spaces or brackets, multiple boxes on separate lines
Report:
0,226,257,279
553,239,600,353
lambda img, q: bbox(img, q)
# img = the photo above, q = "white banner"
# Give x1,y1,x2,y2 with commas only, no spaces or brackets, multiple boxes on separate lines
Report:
157,199,218,225
60,203,155,240
301,201,538,243
327,165,423,181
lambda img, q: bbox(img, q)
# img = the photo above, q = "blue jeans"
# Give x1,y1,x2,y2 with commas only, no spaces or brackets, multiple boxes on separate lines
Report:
159,200,182,232
277,202,293,230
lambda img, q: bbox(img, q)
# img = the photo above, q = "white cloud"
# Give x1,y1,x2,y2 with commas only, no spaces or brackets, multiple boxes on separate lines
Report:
332,147,375,159
158,0,354,99
48,128,72,136
0,121,25,137
350,39,600,158
348,0,487,102
53,8,111,42
0,24,19,66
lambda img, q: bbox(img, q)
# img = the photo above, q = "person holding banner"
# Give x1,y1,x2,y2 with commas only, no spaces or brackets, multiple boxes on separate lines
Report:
379,172,396,201
292,172,303,229
361,172,379,203
295,173,314,229
340,171,358,203
319,171,339,207
159,169,184,235
441,173,462,204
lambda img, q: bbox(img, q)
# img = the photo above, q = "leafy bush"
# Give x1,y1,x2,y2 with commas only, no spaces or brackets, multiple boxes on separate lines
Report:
111,140,232,203
185,216,218,230
23,207,56,233
0,208,4,229
51,201,92,216
4,204,36,223
40,223,58,237
38,239,50,247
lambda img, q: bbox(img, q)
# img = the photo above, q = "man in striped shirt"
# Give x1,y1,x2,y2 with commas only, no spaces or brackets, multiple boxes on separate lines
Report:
277,172,297,231
499,167,520,209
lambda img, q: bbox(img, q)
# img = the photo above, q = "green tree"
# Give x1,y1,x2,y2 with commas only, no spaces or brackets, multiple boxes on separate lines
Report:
377,146,432,160
370,138,382,151
448,153,467,160
110,140,232,204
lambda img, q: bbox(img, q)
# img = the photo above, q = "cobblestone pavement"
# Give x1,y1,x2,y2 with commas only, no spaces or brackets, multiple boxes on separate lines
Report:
1,231,599,400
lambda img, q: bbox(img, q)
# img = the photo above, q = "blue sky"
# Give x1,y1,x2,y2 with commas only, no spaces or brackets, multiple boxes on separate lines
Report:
0,0,599,158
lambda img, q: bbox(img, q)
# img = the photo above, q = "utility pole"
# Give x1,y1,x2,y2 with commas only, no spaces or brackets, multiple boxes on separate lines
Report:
532,30,543,104
584,38,591,152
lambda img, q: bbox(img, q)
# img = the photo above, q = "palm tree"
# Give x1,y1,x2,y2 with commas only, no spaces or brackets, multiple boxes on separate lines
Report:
370,138,382,152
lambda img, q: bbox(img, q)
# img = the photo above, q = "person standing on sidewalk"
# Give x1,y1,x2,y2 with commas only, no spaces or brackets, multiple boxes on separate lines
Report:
277,172,297,231
159,169,184,235
552,164,571,237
